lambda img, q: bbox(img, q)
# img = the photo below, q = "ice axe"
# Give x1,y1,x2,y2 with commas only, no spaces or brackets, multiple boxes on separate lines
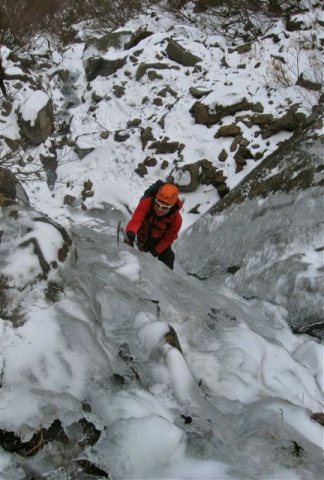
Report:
117,221,126,247
117,222,143,249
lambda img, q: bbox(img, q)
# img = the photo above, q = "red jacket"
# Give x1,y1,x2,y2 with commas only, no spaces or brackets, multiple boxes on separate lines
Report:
126,196,182,255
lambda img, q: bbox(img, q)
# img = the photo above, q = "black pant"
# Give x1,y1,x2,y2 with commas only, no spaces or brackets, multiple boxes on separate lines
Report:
0,78,8,99
138,237,175,270
158,246,175,270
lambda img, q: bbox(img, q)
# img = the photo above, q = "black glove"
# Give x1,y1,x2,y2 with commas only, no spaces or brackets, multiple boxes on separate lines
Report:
125,231,136,246
150,248,158,257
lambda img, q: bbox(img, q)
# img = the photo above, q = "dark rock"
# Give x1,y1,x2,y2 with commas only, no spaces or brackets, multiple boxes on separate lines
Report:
230,135,242,152
227,265,241,274
164,324,183,352
166,39,202,66
190,97,254,127
0,419,68,457
251,102,264,113
189,86,213,99
135,163,148,177
57,69,70,82
296,73,322,91
1,100,12,117
78,417,101,447
221,56,230,68
170,159,228,195
255,151,264,160
82,190,94,199
84,179,93,191
112,373,126,386
248,113,274,128
85,56,127,82
127,118,142,128
140,126,155,150
148,70,164,81
92,91,103,103
143,156,157,167
158,86,177,98
81,401,92,413
149,138,180,154
100,130,109,139
210,107,323,216
4,137,19,150
17,91,54,145
153,97,163,106
311,413,324,426
234,146,254,161
124,29,153,50
181,414,193,424
262,106,306,139
75,145,95,159
215,124,241,138
85,30,132,52
0,167,18,202
113,85,125,98
189,204,200,214
135,62,171,81
286,18,305,31
228,43,252,54
216,183,230,197
75,459,110,478
114,131,130,142
218,149,228,162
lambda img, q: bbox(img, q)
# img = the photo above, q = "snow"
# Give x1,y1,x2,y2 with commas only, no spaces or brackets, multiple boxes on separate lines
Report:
19,90,51,125
0,3,323,479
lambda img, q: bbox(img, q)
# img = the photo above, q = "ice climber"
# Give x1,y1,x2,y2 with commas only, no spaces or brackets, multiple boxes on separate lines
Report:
125,183,182,270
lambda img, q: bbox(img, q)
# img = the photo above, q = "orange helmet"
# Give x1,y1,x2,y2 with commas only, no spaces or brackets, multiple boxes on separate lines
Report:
156,183,179,206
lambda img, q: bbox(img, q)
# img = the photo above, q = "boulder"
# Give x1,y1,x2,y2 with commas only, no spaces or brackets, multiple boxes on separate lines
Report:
85,56,127,82
218,149,228,162
135,163,148,177
140,126,155,150
166,39,202,66
17,90,54,145
228,43,252,54
114,131,130,142
189,86,213,99
210,107,323,215
0,167,18,205
0,167,29,206
143,156,157,167
169,159,229,197
262,106,306,139
296,73,322,92
85,30,133,53
215,124,242,138
135,62,174,81
190,96,254,127
124,29,154,50
148,137,181,154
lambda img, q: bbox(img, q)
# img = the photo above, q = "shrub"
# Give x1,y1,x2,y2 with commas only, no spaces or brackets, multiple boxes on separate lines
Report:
161,0,320,42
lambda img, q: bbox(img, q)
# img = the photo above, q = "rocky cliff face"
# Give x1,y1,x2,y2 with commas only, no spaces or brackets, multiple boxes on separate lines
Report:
209,106,324,214
177,107,324,339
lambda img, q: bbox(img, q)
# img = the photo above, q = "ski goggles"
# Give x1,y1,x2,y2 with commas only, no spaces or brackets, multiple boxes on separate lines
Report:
155,198,172,210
